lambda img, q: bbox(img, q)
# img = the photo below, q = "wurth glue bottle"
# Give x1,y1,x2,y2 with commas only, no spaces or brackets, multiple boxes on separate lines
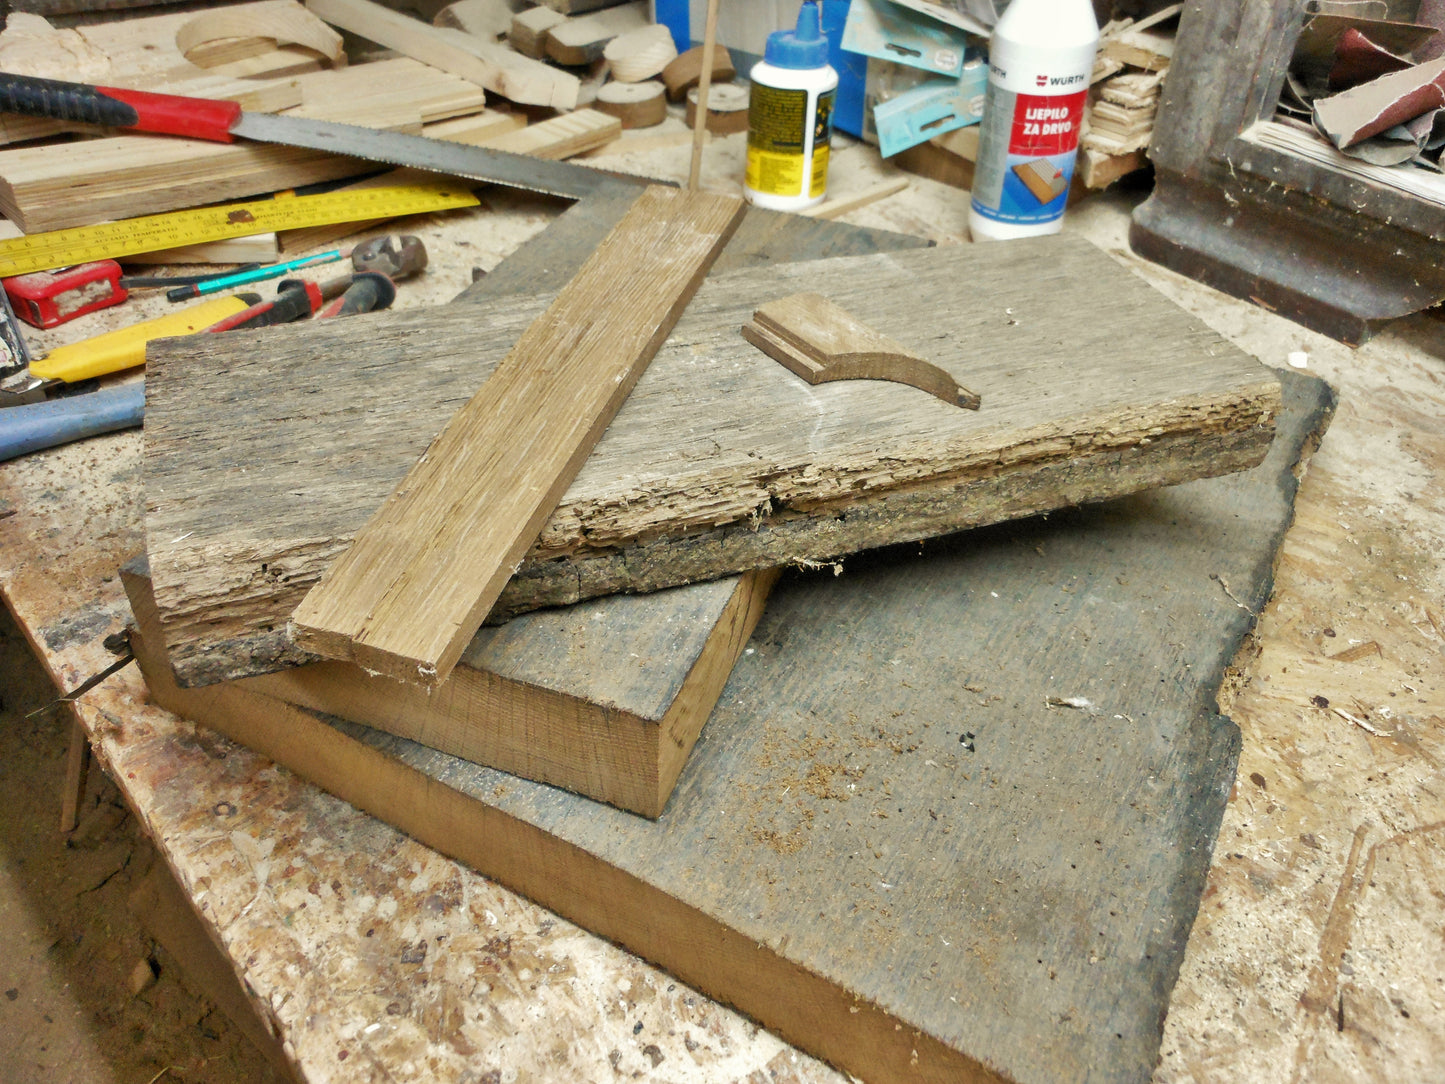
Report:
744,1,837,211
967,0,1098,241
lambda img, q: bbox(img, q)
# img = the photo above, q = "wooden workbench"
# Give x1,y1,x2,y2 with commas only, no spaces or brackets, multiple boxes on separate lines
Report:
1,134,1442,1082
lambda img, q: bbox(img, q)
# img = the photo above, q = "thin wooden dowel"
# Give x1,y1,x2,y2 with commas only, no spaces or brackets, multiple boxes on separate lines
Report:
687,0,721,190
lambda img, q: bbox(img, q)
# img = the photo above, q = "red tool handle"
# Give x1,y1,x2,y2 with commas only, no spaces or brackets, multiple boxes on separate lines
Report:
0,73,241,142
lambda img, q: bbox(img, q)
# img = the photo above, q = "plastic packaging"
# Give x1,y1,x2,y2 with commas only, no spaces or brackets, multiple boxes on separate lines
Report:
967,0,1098,241
744,1,838,212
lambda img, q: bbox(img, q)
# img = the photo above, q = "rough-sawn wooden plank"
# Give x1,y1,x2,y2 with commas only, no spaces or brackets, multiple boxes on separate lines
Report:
144,234,1281,685
289,185,747,688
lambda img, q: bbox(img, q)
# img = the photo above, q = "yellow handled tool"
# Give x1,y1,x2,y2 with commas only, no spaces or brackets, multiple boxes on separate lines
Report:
28,294,250,383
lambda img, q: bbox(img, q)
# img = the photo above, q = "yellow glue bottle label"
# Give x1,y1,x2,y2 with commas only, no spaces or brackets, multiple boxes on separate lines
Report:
746,84,808,196
809,91,834,198
742,2,836,211
746,85,835,202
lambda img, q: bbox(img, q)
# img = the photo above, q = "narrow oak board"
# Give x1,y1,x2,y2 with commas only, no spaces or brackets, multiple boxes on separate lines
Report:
289,185,747,688
144,230,1280,686
123,370,1336,1084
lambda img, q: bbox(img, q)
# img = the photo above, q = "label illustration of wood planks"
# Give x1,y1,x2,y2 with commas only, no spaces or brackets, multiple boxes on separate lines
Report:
289,185,747,688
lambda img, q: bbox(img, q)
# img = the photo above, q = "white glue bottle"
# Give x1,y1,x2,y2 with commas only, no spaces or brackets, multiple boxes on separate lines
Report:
967,0,1098,241
744,1,838,212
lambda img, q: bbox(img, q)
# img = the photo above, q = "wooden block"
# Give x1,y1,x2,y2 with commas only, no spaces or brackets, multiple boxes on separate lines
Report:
0,137,375,234
1077,146,1151,189
125,559,777,817
421,109,529,144
686,81,749,134
290,56,488,122
433,0,523,41
543,0,648,66
603,24,678,82
581,127,704,157
290,56,488,120
536,0,637,15
289,186,748,688
1101,25,1174,72
594,79,668,128
1099,68,1166,108
479,106,620,156
662,43,735,102
510,5,568,57
306,0,580,109
144,227,1282,687
132,233,282,265
743,291,980,409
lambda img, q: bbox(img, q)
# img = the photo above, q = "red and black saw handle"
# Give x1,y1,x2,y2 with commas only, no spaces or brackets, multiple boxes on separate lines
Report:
0,73,242,142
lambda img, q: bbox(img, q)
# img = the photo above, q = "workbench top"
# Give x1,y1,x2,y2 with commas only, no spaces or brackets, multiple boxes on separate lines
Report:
2,134,1441,1083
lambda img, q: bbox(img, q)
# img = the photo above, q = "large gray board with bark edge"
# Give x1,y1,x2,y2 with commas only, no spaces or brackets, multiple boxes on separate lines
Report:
143,195,929,686
129,370,1336,1081
143,187,1279,686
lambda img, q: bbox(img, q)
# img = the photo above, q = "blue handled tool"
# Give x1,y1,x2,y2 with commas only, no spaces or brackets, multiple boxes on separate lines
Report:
0,380,144,463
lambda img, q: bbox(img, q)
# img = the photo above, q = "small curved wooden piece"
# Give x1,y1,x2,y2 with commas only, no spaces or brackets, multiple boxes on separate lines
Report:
742,291,981,409
177,0,345,68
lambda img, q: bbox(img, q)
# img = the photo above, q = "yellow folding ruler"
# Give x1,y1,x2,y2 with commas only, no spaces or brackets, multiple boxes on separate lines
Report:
0,184,479,277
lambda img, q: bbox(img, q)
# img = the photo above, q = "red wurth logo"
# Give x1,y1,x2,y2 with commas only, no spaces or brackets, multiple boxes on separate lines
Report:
1035,74,1047,86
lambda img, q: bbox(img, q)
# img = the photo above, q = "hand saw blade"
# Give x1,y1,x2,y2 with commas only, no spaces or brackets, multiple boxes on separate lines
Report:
230,113,642,199
0,73,650,201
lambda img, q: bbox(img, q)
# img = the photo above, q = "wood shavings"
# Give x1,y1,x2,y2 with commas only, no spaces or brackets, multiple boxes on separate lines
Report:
1333,705,1389,736
1210,572,1259,615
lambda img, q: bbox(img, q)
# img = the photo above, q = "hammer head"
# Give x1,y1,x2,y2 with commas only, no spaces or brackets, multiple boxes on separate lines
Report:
350,235,428,281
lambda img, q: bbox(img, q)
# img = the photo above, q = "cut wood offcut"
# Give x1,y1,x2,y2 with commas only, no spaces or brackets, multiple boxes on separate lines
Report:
290,185,747,688
594,80,667,128
742,291,981,409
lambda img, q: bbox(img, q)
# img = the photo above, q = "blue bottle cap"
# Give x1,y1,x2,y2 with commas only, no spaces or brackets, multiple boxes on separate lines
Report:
763,1,829,69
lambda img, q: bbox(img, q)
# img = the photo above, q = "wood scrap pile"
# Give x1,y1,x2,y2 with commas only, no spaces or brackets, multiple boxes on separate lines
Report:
0,0,626,244
1077,3,1179,189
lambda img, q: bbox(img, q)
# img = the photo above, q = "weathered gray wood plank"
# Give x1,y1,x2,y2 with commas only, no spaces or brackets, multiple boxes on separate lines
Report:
127,369,1335,1084
144,235,1280,685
